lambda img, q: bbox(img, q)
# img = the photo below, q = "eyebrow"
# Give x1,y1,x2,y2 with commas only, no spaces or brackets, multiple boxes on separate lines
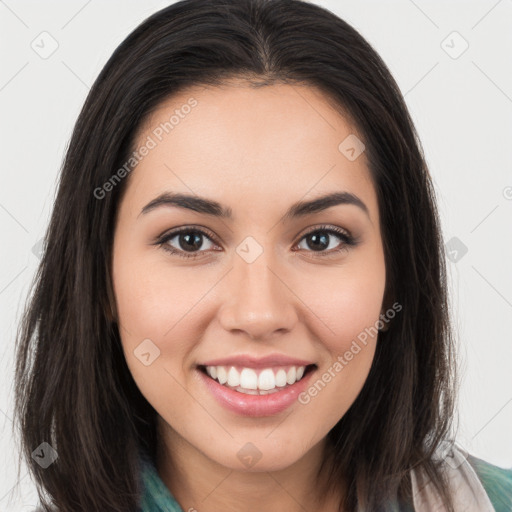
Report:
138,191,370,221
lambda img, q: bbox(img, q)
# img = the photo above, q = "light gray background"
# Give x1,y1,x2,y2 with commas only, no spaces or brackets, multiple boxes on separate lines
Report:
1,0,511,509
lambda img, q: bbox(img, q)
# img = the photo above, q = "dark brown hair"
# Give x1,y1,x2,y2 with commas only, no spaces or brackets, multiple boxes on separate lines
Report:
13,0,457,510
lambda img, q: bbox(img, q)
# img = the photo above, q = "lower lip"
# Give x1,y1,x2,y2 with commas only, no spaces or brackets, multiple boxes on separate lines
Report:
198,367,316,417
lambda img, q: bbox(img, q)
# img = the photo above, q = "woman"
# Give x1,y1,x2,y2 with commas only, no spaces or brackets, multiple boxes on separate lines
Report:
14,0,512,510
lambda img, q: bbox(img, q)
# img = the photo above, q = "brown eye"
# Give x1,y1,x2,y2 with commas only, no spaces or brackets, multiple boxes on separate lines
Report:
158,227,218,259
295,225,357,256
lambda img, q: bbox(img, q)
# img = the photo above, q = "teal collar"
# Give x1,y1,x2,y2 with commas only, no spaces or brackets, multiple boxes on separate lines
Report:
138,450,184,512
137,447,512,511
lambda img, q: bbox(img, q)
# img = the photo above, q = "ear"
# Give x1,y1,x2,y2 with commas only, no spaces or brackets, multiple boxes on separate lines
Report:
378,312,390,332
103,265,118,324
378,300,395,332
378,281,396,332
103,297,117,324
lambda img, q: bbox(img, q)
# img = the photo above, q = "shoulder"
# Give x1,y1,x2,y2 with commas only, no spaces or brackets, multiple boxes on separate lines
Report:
412,442,511,511
467,454,512,512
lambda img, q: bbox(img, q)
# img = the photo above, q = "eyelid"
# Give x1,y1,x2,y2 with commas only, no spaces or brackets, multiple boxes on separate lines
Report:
298,224,353,240
154,223,358,259
154,224,221,259
294,224,357,257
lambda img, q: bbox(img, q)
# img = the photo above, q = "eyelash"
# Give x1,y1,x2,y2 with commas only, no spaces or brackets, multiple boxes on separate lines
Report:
155,224,358,260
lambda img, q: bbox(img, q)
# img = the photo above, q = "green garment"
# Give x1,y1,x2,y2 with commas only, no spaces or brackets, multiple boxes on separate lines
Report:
138,449,512,511
138,449,184,512
467,454,512,512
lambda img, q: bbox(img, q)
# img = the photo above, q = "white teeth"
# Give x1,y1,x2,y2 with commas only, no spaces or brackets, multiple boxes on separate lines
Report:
258,369,275,390
227,366,240,387
204,364,310,392
275,369,287,387
240,368,258,389
216,366,227,384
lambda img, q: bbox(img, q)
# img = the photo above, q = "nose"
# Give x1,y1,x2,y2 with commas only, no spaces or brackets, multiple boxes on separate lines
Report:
217,251,298,341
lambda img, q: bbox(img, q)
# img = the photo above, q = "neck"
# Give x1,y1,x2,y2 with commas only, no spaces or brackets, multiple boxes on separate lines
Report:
156,423,344,512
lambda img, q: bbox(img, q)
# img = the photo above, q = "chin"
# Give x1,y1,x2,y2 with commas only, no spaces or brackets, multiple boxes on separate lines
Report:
205,440,309,473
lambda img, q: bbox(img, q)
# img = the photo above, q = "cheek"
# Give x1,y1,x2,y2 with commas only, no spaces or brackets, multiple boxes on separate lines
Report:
112,250,204,414
305,255,386,354
296,283,383,433
294,256,385,421
298,342,377,442
112,246,207,347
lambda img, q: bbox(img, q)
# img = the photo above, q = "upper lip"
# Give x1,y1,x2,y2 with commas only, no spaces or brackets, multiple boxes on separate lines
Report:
199,354,316,368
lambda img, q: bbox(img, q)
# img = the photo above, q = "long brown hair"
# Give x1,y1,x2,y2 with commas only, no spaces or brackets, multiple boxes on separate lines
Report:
13,0,457,510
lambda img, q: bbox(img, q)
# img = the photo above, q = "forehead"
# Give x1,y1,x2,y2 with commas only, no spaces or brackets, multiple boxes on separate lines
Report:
125,81,377,223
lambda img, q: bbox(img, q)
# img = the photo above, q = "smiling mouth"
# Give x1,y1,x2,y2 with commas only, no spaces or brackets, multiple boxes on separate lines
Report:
198,364,317,395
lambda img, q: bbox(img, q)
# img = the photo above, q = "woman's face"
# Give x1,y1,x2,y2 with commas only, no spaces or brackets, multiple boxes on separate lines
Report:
112,81,386,473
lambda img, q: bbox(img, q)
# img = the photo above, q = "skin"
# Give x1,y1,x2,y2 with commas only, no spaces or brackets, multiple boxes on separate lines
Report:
112,80,387,512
